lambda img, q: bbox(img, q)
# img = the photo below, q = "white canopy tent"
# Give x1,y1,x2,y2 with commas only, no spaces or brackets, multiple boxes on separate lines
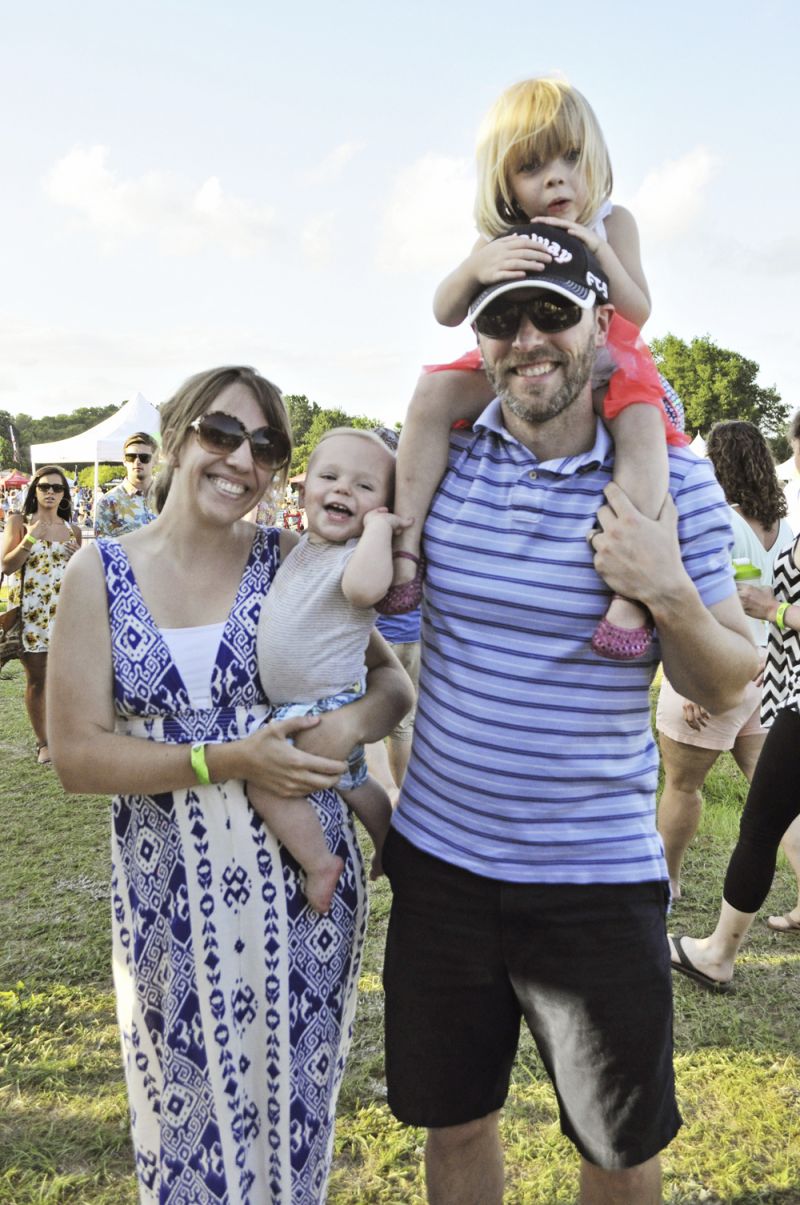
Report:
30,393,160,497
690,432,707,457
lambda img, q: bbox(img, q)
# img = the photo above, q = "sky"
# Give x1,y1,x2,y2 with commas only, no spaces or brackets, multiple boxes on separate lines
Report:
2,0,799,432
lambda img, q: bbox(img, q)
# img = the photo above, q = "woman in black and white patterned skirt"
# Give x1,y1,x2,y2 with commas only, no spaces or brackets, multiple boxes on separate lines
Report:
668,532,800,992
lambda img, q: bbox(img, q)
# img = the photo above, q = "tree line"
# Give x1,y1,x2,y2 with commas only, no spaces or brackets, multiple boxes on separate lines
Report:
2,335,795,474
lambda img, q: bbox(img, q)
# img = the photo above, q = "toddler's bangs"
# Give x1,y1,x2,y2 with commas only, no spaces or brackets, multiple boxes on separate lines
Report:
503,100,584,176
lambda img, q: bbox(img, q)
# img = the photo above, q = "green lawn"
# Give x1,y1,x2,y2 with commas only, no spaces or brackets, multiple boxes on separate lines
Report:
1,659,799,1204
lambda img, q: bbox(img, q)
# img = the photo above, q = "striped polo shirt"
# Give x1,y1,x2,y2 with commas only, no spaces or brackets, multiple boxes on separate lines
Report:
392,401,735,884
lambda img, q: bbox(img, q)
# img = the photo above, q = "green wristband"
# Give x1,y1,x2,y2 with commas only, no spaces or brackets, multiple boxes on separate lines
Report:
23,533,36,547
190,742,211,786
775,602,790,631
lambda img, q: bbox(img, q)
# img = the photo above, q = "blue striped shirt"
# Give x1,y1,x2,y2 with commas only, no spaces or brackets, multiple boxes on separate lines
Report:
392,402,735,884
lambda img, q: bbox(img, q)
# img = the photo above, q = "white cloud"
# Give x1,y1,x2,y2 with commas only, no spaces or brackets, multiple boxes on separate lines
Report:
631,147,720,242
45,146,277,256
305,141,366,184
301,212,337,266
375,153,475,273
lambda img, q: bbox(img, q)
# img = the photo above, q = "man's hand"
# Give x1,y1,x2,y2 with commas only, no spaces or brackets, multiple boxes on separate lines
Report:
588,483,684,614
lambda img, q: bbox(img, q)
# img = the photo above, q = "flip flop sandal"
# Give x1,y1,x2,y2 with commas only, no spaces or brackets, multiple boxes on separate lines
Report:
669,935,733,994
375,552,424,616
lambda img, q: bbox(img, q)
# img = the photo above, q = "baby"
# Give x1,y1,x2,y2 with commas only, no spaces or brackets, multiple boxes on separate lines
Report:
252,428,410,911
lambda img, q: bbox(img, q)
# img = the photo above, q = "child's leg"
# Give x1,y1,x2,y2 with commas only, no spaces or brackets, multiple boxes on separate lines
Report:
389,368,494,589
248,783,344,913
340,774,393,880
593,403,669,651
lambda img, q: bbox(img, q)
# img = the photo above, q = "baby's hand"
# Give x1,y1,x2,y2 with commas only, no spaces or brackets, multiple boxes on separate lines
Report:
363,507,413,534
468,234,552,286
529,215,601,256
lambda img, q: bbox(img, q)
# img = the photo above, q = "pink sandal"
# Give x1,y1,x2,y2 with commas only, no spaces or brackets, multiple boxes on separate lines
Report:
375,551,424,615
591,597,653,660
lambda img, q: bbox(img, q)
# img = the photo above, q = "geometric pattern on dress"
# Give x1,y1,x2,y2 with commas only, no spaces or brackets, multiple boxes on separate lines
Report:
99,526,368,1203
761,534,800,726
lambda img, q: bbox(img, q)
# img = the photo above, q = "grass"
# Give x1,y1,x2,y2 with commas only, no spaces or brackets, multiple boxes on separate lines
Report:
1,660,799,1203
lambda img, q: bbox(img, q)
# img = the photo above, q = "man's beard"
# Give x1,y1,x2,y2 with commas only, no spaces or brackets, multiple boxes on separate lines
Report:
485,329,597,426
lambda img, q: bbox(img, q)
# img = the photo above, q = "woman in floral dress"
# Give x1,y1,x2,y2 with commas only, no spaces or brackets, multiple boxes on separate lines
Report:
47,367,412,1203
1,465,81,763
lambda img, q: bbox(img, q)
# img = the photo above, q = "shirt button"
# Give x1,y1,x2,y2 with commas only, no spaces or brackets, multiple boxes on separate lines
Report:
528,470,538,480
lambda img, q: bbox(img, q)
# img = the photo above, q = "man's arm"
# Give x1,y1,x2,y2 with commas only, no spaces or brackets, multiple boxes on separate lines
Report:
592,483,758,712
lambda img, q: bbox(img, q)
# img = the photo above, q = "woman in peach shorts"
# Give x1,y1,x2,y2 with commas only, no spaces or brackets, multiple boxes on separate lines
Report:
656,422,793,899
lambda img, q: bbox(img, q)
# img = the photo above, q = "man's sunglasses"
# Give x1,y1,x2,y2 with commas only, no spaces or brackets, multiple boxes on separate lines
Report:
36,482,65,494
473,294,584,339
125,452,153,464
190,412,291,470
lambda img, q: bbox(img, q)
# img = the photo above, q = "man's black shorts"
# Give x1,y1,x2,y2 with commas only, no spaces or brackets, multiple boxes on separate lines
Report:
382,829,682,1169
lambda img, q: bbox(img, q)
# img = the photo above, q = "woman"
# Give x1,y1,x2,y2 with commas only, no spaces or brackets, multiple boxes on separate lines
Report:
655,422,793,899
669,530,800,991
47,366,413,1203
1,465,81,763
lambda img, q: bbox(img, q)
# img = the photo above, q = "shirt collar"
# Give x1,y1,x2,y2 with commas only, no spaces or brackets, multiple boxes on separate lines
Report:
122,479,142,498
473,397,611,475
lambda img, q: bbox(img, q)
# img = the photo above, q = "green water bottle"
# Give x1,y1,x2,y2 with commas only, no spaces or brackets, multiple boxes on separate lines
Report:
732,558,761,587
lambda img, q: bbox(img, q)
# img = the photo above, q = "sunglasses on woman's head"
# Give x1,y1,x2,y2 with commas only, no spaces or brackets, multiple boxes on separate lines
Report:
37,482,65,494
190,412,291,470
125,452,153,464
473,294,584,339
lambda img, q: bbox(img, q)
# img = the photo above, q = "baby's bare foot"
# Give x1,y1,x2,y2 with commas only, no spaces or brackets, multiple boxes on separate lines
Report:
304,856,345,913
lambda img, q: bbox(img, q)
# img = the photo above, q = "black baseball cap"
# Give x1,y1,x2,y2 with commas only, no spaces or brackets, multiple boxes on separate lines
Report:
467,222,610,326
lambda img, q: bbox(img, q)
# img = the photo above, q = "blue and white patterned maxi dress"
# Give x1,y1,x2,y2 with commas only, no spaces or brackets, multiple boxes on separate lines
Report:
97,527,368,1205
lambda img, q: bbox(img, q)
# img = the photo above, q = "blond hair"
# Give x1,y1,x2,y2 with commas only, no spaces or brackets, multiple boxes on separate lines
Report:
474,78,613,238
152,366,292,512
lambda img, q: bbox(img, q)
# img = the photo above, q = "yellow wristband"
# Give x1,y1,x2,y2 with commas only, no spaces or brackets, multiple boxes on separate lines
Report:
190,742,211,786
23,533,36,547
775,602,790,631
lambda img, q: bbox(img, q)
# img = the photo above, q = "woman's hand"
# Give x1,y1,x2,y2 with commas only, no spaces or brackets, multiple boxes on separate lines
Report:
242,713,347,797
751,649,767,688
682,700,710,731
737,583,778,622
64,537,80,560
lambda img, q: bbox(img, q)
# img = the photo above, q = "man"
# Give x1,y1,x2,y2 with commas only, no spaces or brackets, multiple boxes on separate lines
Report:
94,431,157,536
777,409,800,534
381,223,757,1205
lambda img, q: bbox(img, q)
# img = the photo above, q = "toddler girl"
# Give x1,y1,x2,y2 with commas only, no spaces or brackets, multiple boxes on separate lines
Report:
382,76,687,657
252,428,410,912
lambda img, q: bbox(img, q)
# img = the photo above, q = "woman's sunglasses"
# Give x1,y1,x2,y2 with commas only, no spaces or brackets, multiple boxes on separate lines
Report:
190,412,291,470
36,482,65,494
472,294,584,340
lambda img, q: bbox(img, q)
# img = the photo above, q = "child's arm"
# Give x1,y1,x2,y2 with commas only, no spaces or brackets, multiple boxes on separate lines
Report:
535,206,651,328
341,509,413,608
433,235,554,326
389,370,495,574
